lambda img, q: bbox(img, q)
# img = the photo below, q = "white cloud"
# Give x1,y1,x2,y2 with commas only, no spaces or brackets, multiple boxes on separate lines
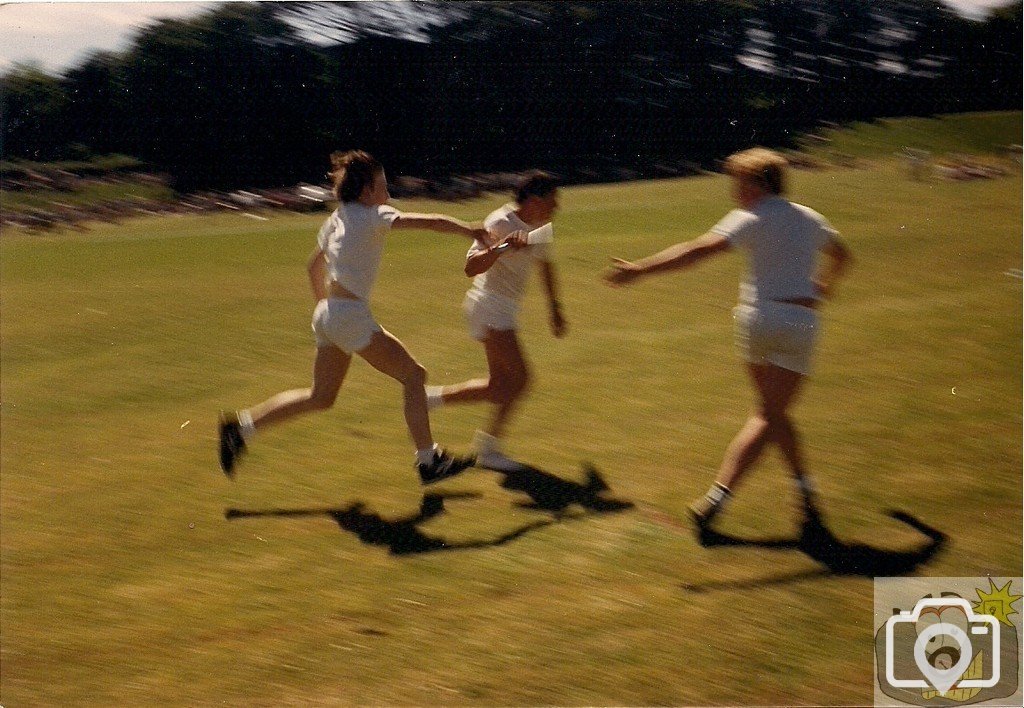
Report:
940,0,1020,18
0,0,1018,75
0,2,219,73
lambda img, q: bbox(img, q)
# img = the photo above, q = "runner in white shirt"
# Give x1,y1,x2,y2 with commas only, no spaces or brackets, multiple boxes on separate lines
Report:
426,172,567,471
219,150,492,484
605,148,852,537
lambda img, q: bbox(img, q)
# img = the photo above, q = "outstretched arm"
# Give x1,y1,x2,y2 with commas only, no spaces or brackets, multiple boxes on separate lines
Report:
814,234,853,299
392,213,492,245
307,246,328,302
464,230,528,277
604,232,731,287
540,260,567,337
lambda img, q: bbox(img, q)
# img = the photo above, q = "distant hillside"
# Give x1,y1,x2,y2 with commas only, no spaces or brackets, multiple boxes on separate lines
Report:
800,111,1022,160
3,111,1021,234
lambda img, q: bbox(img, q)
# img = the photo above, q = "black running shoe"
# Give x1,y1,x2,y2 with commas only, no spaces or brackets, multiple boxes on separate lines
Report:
417,449,475,485
218,412,246,478
688,495,718,528
687,496,722,546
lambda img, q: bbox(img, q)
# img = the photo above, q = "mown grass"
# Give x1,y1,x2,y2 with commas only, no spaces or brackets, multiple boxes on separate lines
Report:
0,177,175,213
1,117,1021,706
805,110,1021,160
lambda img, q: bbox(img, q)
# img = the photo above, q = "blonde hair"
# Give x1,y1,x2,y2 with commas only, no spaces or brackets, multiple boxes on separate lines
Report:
723,148,788,195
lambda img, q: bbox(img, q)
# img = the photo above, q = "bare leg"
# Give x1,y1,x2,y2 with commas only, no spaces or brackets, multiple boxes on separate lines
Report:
482,330,530,438
249,345,350,431
437,329,530,439
692,363,809,527
752,364,811,502
716,360,811,493
713,414,771,490
437,376,492,405
715,363,805,492
772,414,814,499
357,328,432,450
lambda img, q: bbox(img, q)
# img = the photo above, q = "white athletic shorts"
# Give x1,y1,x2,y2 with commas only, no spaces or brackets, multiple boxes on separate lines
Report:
312,297,382,353
733,301,820,375
463,290,519,341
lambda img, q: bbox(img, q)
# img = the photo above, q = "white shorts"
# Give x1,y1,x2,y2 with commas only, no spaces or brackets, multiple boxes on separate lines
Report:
312,298,382,353
463,290,519,341
733,301,820,375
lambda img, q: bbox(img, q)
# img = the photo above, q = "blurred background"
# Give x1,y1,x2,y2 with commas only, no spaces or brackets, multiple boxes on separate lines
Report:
1,4,1020,705
2,0,1021,193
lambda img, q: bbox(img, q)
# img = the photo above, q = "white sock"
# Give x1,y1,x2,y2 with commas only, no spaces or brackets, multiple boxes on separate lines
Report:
238,410,256,442
416,444,440,466
706,482,731,508
425,385,444,410
473,430,499,456
794,475,815,498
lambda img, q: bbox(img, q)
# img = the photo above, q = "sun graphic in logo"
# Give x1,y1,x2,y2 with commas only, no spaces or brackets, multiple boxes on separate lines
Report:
973,578,1022,627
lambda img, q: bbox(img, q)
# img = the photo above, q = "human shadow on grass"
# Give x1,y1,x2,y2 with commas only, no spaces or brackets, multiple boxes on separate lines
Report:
226,491,558,555
488,462,634,518
682,504,947,593
224,464,632,555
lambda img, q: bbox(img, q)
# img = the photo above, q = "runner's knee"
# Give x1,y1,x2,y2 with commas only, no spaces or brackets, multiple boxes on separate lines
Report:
308,387,337,411
510,369,530,398
489,370,529,403
485,375,507,403
403,361,427,389
759,407,789,429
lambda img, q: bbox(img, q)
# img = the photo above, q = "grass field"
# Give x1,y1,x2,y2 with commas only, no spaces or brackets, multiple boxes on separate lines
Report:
1,115,1021,705
1,177,175,214
804,111,1022,161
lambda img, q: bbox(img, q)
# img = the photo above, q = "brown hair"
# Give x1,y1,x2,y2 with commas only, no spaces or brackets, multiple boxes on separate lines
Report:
329,150,382,202
514,170,558,204
723,148,788,195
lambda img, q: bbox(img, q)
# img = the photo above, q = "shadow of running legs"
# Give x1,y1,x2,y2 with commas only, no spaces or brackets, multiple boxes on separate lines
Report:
226,491,556,556
487,462,634,517
226,461,635,555
696,498,947,577
681,502,947,593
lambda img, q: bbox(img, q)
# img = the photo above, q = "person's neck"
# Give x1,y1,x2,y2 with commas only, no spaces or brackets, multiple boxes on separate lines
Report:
741,192,771,210
514,206,542,228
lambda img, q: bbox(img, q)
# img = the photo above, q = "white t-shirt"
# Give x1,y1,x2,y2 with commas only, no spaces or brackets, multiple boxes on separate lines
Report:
316,202,400,301
711,196,837,305
468,204,551,303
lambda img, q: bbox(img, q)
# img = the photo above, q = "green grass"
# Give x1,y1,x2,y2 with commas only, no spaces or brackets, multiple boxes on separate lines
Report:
1,177,175,213
2,122,1021,705
804,110,1022,161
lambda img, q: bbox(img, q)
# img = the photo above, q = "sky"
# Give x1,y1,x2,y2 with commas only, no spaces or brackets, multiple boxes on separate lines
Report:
0,1,220,73
0,0,1019,75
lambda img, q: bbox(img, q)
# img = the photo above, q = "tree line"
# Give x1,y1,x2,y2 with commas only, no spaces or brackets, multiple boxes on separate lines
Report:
2,0,1020,192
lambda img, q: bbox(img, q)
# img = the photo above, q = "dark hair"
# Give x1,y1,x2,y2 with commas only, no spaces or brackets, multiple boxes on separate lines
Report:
515,170,558,204
330,150,382,202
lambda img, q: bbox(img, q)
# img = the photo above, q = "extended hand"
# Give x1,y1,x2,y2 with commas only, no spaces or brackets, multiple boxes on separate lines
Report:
501,230,529,251
604,258,643,287
473,226,498,248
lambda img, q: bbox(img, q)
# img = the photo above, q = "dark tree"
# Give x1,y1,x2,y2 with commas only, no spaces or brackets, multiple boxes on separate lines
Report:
2,0,1019,190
